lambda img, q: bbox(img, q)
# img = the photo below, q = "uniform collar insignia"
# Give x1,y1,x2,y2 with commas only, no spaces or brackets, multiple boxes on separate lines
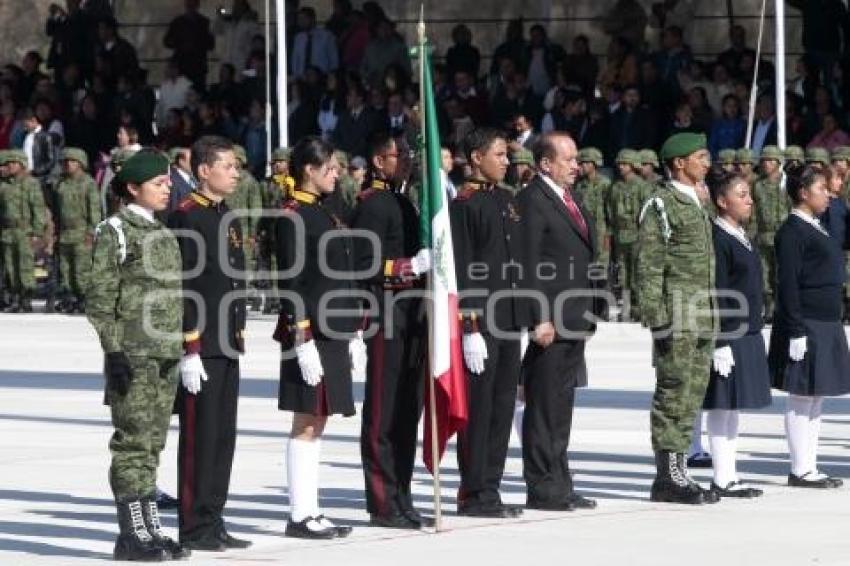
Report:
292,189,319,204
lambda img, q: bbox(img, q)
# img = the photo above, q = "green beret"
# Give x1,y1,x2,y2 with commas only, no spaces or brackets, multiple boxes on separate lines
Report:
115,151,170,185
717,149,737,165
735,148,755,165
660,133,707,162
616,149,641,168
639,149,659,167
168,147,188,163
511,148,534,166
62,147,89,169
805,147,830,166
111,147,139,172
333,150,350,168
831,146,850,162
3,149,29,167
272,147,291,162
578,147,604,167
233,145,247,165
784,145,805,162
759,145,784,162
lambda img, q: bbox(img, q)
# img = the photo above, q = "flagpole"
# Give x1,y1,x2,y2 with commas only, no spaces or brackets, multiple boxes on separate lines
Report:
745,0,767,148
419,6,443,534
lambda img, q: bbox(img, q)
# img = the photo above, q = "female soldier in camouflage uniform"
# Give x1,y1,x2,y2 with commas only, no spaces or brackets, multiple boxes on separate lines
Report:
87,150,189,561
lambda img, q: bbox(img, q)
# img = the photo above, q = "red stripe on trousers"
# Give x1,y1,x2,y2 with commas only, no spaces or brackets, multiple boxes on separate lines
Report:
368,330,387,515
180,394,196,530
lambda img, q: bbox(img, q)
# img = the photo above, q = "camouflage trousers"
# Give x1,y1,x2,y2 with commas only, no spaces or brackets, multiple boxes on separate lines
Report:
109,356,179,501
758,244,777,316
58,240,92,296
650,333,714,452
0,237,35,293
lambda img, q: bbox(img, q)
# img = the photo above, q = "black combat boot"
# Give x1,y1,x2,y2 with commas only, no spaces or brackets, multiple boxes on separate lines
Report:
677,453,720,503
20,291,33,313
114,500,168,561
649,451,706,505
141,495,191,559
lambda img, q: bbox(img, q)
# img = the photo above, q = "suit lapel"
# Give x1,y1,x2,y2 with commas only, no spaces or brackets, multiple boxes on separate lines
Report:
533,176,593,250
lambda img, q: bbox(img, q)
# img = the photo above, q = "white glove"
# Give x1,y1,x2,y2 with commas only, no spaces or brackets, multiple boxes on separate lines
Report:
520,329,530,361
180,353,208,395
410,248,432,276
296,340,324,386
462,332,488,375
789,336,807,362
712,346,735,378
349,331,368,381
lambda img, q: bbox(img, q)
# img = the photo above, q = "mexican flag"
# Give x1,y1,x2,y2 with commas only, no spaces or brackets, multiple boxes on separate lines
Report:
419,42,467,475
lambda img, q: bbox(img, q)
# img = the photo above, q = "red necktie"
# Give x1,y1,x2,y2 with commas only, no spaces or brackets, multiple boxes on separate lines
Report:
562,188,589,241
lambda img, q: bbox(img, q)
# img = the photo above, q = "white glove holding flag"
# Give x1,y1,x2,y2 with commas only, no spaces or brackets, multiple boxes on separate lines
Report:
180,353,208,394
296,340,324,386
349,331,368,381
789,337,807,362
712,346,735,378
463,332,488,375
410,248,432,276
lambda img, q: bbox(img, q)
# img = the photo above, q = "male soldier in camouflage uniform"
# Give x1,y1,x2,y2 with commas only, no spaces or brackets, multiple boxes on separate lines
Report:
226,145,263,307
54,147,101,313
752,145,788,322
636,132,719,505
717,149,737,173
736,148,759,239
575,147,611,266
607,148,647,319
86,150,188,561
508,148,536,193
0,150,48,312
639,149,662,186
785,145,805,169
805,147,830,172
258,147,294,314
0,151,11,307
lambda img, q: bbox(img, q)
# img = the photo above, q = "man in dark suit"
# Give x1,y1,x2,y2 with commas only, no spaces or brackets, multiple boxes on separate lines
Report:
607,86,658,165
333,82,379,161
516,132,605,511
167,147,197,213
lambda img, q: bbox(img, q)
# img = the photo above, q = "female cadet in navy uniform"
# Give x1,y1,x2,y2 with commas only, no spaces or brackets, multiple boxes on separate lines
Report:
769,166,850,488
275,136,366,538
702,168,771,498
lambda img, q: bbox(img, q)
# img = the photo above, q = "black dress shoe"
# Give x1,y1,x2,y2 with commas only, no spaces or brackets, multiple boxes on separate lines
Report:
180,536,226,552
369,512,421,530
566,494,597,509
458,502,523,518
401,507,435,528
155,490,179,510
216,528,252,549
316,515,353,538
788,472,841,489
710,481,763,498
686,452,713,468
526,498,576,511
285,517,336,540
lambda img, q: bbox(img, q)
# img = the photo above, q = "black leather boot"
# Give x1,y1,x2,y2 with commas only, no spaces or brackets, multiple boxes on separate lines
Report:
649,451,706,505
141,496,191,559
113,500,168,562
677,453,720,503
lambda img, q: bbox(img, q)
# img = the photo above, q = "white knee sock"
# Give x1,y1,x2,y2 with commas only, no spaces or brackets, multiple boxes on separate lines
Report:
785,395,814,477
806,397,825,478
287,437,321,523
689,411,707,456
707,409,739,486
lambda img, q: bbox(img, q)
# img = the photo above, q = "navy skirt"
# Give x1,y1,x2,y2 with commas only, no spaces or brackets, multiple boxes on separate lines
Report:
704,332,772,410
769,319,850,397
279,339,356,417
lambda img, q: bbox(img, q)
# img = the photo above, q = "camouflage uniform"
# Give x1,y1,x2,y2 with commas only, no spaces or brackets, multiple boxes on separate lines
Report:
784,146,805,169
87,206,183,501
0,150,48,309
717,149,737,172
258,148,295,314
735,148,759,239
752,146,789,318
575,147,612,265
637,182,718,452
55,148,102,306
226,146,263,270
607,149,649,312
805,147,830,170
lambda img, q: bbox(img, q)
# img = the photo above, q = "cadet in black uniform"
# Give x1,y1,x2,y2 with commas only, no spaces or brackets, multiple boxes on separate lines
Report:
352,131,432,529
167,136,252,551
769,165,850,488
702,168,771,499
273,137,364,539
451,128,527,518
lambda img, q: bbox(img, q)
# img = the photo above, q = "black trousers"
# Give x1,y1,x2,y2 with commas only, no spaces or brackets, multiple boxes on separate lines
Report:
457,335,521,506
178,357,239,541
360,323,425,516
522,340,586,504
